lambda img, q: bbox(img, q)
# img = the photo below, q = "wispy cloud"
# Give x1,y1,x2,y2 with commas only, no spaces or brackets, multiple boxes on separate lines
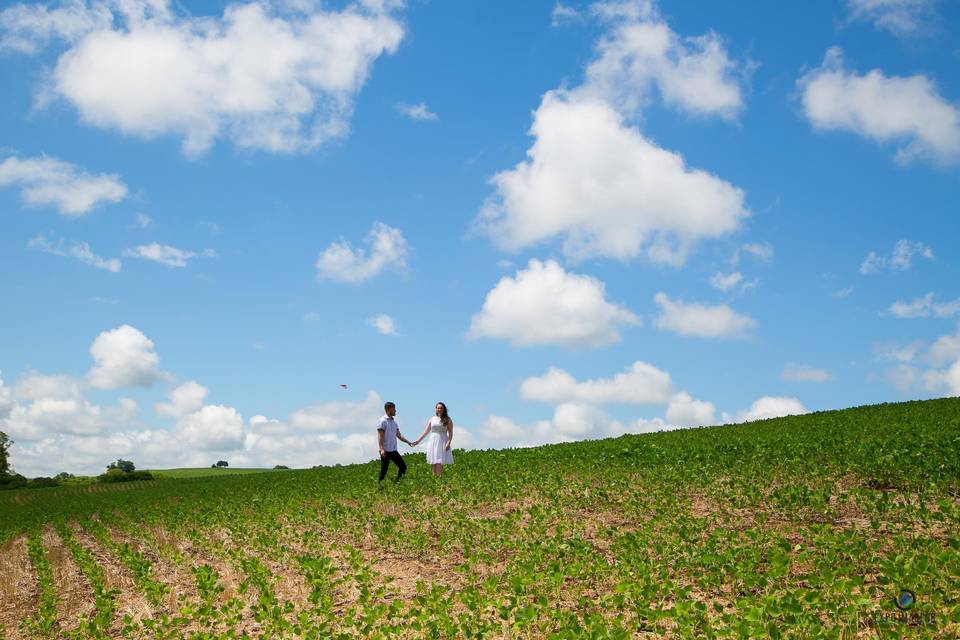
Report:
0,155,126,216
123,243,215,268
845,0,938,37
550,2,581,27
28,234,121,272
396,102,438,121
709,271,758,294
781,363,831,383
731,242,774,265
860,239,934,274
888,292,960,319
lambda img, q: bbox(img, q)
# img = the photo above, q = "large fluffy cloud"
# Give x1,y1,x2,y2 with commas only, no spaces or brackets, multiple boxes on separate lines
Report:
2,372,138,441
877,326,960,397
0,155,127,215
468,259,640,348
467,396,716,451
86,324,163,389
288,390,383,433
475,1,749,265
799,48,960,166
2,0,404,155
928,329,960,367
315,222,408,284
1,325,406,476
173,404,245,450
0,374,13,420
653,292,756,339
733,396,807,423
583,2,744,119
665,392,717,427
155,380,208,417
476,92,748,264
520,361,671,405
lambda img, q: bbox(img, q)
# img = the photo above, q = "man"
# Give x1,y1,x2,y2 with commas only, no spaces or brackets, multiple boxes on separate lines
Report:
377,401,412,482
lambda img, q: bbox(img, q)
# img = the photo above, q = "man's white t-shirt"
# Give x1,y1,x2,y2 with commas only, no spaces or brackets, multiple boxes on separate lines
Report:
377,415,399,452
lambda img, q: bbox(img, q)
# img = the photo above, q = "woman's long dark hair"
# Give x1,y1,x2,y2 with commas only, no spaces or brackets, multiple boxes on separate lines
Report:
436,402,451,427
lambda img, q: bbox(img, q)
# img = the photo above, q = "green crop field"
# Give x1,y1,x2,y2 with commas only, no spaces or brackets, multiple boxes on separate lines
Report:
1,398,958,639
148,468,281,479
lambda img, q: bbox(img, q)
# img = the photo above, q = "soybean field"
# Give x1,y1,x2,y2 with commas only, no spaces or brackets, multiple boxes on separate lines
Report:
1,398,959,639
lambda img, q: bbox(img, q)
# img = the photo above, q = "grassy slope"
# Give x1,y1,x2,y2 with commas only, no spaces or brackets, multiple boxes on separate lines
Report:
1,397,958,638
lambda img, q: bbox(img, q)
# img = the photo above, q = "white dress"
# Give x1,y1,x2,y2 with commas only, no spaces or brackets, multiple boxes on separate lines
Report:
425,416,454,465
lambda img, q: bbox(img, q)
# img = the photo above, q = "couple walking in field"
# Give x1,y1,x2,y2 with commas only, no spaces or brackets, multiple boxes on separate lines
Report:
376,401,453,482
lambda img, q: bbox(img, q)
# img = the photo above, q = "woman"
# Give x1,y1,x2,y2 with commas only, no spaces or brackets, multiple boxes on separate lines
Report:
412,402,454,475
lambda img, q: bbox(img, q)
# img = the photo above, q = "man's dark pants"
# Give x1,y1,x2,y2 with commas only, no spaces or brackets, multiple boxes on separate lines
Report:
379,450,406,482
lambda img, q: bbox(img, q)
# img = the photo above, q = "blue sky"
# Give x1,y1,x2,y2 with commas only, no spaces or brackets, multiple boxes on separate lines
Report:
1,0,958,477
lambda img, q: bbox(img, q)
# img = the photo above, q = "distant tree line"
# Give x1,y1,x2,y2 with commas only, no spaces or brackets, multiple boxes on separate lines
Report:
100,459,153,483
0,437,155,490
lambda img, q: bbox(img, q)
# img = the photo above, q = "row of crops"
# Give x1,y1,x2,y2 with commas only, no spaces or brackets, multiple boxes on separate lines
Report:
1,398,959,638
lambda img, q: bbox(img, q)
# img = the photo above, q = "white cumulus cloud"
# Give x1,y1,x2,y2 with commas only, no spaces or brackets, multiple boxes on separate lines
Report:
86,324,163,389
173,404,245,450
0,155,127,215
476,1,749,265
28,234,121,272
315,221,408,284
155,380,209,417
582,2,745,119
3,0,404,155
0,0,113,53
468,259,640,348
927,329,960,366
733,396,807,423
288,389,383,433
799,48,960,166
1,372,139,442
476,92,748,265
665,391,716,427
520,361,672,405
653,292,755,339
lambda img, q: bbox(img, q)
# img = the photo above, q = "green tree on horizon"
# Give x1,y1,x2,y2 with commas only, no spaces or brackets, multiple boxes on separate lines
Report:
107,459,136,473
0,431,11,476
